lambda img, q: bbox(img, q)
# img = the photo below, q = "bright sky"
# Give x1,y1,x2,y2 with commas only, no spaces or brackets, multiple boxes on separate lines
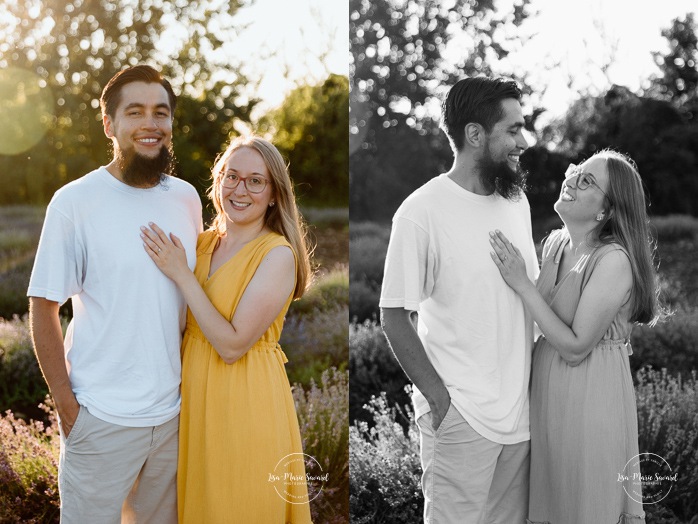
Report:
226,0,348,116
498,0,697,123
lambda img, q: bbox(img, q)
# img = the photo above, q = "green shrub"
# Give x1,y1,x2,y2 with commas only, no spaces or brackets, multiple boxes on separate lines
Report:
290,265,349,317
0,259,32,320
294,368,349,524
349,320,410,426
349,391,422,524
651,214,698,242
635,368,698,520
0,315,48,421
631,308,698,376
349,278,380,323
0,399,59,524
301,207,349,228
282,304,348,388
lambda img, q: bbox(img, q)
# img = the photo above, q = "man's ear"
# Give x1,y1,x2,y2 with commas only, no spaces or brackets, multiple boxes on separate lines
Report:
103,114,113,138
464,123,484,148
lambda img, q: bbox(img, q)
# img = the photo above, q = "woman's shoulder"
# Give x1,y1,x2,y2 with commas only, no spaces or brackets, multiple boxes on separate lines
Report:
196,229,219,255
541,228,566,258
594,239,630,262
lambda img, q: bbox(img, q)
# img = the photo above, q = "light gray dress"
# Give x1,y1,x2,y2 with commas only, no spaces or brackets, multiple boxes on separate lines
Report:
527,229,646,524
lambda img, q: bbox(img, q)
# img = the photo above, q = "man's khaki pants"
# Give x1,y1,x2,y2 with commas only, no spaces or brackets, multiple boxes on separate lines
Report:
58,405,178,524
417,403,530,524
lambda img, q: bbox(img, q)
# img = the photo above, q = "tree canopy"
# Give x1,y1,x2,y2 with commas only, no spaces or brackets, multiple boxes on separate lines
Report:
262,74,349,207
0,0,347,210
349,0,533,221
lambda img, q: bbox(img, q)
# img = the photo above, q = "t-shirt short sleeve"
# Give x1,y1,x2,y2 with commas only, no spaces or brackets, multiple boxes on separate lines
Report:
27,202,84,305
379,215,434,312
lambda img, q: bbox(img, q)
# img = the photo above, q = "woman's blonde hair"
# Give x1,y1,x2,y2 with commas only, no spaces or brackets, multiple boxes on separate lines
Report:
590,149,662,325
208,135,313,299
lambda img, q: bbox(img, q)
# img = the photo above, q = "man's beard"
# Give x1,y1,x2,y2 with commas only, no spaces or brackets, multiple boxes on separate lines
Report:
477,141,527,201
114,143,175,187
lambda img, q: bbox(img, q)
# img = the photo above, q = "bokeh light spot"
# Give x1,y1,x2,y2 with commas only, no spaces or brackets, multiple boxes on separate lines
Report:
0,67,54,155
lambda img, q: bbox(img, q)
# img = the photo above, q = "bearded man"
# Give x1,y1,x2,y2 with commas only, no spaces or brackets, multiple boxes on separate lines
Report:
28,65,202,523
380,77,539,524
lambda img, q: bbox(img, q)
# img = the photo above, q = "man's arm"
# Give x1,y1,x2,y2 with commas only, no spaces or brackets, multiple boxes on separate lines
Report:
29,297,79,436
381,307,450,431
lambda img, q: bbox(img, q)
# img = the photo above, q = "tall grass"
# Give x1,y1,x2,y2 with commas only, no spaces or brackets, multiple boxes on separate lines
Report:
294,368,349,524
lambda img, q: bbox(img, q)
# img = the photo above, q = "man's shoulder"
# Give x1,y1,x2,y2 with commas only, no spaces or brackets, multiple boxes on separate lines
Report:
395,176,446,215
162,175,200,201
50,168,106,203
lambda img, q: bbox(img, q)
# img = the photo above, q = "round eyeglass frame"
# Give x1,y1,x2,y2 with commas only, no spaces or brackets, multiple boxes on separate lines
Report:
564,163,612,204
219,171,269,194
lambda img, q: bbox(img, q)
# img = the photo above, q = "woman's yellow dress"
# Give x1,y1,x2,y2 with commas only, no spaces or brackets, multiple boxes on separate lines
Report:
177,230,312,524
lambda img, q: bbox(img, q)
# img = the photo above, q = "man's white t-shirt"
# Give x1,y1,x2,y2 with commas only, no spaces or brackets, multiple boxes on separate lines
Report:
380,174,539,444
28,167,203,427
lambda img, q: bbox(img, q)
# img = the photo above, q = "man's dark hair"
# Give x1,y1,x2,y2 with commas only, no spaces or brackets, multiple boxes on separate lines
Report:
100,65,177,118
441,77,521,152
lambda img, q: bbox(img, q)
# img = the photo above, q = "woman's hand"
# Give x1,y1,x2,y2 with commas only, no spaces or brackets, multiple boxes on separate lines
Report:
489,230,532,294
141,222,190,284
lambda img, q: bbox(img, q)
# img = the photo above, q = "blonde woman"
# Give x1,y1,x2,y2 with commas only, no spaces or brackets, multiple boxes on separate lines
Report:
490,150,660,523
140,136,313,523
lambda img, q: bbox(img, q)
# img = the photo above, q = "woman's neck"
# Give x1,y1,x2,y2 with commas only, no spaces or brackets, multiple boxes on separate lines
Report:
222,220,269,248
564,221,598,256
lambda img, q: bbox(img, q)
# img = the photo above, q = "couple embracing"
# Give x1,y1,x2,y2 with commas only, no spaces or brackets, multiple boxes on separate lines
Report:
28,65,313,523
380,77,660,524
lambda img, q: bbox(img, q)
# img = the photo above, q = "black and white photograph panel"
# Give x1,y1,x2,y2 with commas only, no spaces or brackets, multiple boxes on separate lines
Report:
349,0,698,523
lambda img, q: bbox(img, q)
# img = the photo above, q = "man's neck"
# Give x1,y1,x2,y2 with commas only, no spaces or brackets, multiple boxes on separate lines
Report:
445,153,490,195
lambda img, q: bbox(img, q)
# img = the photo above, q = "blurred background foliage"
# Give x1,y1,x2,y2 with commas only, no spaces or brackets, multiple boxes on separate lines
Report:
350,1,698,222
0,0,348,209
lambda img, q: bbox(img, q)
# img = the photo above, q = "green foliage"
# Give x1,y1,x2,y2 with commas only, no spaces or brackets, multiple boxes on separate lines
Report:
293,368,349,524
283,304,348,388
301,207,349,228
635,368,698,520
349,392,422,524
0,260,33,321
1,368,349,524
0,400,60,524
262,74,349,207
0,0,254,206
291,266,349,317
281,258,349,388
0,315,48,422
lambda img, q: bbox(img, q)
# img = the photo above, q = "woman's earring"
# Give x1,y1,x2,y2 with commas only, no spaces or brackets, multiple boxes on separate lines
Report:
269,201,275,207
596,212,605,221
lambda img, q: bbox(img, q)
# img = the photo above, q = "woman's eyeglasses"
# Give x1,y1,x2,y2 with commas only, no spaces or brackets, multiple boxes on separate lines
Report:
564,164,612,204
220,171,268,194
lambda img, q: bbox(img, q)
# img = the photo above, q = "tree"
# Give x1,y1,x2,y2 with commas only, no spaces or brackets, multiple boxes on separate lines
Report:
534,85,697,216
262,74,349,208
649,13,698,108
0,0,256,205
349,0,533,221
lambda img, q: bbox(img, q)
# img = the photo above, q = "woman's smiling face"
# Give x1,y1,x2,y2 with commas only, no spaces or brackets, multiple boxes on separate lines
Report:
220,146,274,228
